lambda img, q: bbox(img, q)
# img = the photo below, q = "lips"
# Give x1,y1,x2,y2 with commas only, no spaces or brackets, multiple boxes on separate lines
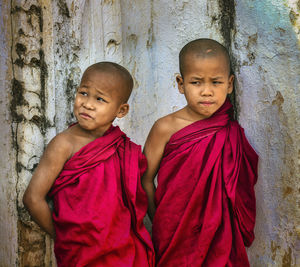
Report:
79,112,92,119
199,101,214,106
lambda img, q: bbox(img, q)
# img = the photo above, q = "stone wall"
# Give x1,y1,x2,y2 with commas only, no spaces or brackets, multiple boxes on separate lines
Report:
0,0,299,266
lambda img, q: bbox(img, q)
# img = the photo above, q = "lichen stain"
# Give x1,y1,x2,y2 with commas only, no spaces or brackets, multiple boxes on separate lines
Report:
18,28,25,35
276,27,286,37
28,5,43,32
289,10,297,26
127,34,138,50
66,78,76,99
107,39,120,48
18,220,46,267
271,240,280,261
147,0,154,49
147,28,153,48
283,186,293,198
247,33,258,48
30,57,41,68
14,58,25,68
103,0,115,5
39,49,48,111
10,79,28,123
247,52,255,64
13,5,43,32
244,33,257,65
272,91,284,112
16,43,27,57
57,0,70,18
282,247,292,267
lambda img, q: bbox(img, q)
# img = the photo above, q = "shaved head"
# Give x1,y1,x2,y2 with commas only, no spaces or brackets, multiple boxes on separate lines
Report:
82,62,134,103
179,39,231,77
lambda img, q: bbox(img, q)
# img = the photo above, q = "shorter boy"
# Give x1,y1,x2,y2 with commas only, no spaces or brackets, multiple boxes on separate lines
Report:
23,62,154,267
142,39,258,266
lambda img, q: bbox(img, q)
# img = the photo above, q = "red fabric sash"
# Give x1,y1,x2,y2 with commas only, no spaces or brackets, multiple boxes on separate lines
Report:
153,100,258,267
49,126,155,267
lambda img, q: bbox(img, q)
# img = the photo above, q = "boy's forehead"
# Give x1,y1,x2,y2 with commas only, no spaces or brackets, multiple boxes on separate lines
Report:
184,52,230,73
80,70,121,92
81,68,115,81
187,48,226,60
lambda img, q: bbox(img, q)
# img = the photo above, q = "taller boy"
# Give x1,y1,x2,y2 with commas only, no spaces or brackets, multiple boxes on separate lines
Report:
143,39,258,266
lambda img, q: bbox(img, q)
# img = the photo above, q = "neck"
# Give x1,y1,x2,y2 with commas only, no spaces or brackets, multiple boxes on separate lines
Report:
78,124,113,139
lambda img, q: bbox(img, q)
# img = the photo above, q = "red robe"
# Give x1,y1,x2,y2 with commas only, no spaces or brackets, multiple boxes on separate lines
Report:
48,126,155,267
152,100,258,267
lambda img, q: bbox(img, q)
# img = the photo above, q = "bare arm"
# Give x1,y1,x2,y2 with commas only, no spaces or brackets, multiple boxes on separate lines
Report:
142,119,172,221
23,133,72,238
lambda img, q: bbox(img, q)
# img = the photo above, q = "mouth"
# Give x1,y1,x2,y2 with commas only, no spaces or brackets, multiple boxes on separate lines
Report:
199,101,214,106
79,112,92,119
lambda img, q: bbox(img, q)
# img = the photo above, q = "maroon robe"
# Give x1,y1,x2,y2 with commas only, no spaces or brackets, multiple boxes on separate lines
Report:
48,126,155,267
153,100,258,267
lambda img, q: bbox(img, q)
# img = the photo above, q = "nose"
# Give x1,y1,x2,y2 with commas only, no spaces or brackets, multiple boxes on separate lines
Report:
82,97,94,110
200,83,213,96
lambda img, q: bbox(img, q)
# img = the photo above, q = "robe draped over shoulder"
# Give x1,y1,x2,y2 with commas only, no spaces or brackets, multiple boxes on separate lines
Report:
48,126,155,267
152,100,258,267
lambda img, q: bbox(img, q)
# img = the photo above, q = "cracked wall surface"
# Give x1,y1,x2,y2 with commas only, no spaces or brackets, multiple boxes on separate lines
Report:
0,0,299,266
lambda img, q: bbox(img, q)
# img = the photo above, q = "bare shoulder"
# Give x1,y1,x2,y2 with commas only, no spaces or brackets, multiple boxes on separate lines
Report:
152,108,192,142
45,128,75,160
143,114,174,155
152,114,175,136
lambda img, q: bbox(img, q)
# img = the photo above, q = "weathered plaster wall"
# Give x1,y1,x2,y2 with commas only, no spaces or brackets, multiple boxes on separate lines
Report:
0,0,299,266
0,1,18,266
8,0,56,265
233,1,300,266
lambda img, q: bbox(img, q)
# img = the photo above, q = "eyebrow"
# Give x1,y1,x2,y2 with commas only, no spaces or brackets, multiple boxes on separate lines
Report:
190,76,224,80
95,88,106,95
190,77,204,80
211,76,224,79
79,84,110,97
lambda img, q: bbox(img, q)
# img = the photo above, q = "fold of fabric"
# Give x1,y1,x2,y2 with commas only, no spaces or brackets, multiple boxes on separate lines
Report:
49,126,155,267
153,100,258,267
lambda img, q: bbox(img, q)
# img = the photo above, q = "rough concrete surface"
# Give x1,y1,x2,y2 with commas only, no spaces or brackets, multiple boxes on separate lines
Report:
0,0,299,266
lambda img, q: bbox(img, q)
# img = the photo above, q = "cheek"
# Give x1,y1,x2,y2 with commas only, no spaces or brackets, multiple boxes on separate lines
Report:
186,89,197,100
73,98,81,111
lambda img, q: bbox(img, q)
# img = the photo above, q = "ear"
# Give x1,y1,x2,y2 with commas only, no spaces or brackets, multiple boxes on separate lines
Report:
227,74,234,94
176,75,184,94
117,103,129,118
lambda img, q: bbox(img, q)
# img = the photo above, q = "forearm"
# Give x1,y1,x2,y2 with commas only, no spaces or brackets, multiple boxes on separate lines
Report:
24,199,55,238
142,181,156,221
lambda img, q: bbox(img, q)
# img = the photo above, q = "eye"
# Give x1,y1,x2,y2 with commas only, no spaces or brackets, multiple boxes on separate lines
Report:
191,81,201,85
97,97,106,102
78,91,87,96
212,81,222,85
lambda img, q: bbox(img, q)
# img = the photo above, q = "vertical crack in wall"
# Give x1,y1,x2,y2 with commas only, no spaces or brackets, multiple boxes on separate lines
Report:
209,0,238,117
218,0,237,117
217,0,236,50
147,0,154,49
